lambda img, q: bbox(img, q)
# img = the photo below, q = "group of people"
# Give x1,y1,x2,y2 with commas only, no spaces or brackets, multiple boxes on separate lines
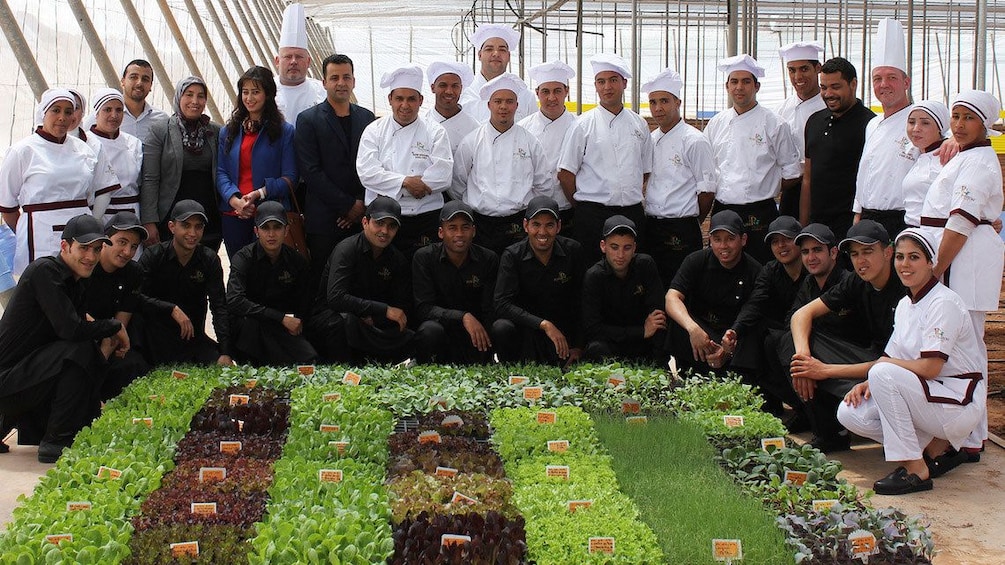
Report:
0,6,1000,495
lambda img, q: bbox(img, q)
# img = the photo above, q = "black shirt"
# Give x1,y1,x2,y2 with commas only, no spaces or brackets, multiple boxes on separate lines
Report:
791,267,868,346
670,248,762,332
820,271,906,351
227,242,314,323
324,232,411,318
731,260,806,337
582,253,664,344
412,242,499,325
494,235,585,344
138,241,230,354
805,101,876,221
84,261,145,319
0,256,121,368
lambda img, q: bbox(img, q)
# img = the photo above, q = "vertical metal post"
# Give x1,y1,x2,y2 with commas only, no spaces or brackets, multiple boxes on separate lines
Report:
0,0,49,98
66,0,120,88
202,0,247,74
518,0,525,77
576,0,583,114
541,0,547,62
231,0,273,70
862,2,869,102
906,0,914,81
181,0,237,101
212,0,255,70
154,0,223,122
118,0,175,110
726,0,738,57
975,0,987,89
630,0,639,112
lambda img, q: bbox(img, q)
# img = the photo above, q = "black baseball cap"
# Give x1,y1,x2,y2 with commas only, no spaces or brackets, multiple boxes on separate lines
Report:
763,215,801,243
104,211,149,241
838,220,890,252
525,196,560,220
366,195,402,225
709,210,745,235
62,214,111,245
602,215,637,238
255,201,288,227
439,200,475,223
795,223,836,247
170,199,208,222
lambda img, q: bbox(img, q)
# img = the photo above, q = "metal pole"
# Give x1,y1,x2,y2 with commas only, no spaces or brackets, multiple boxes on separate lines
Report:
576,0,583,114
181,0,237,101
906,0,914,81
66,0,120,88
212,0,256,70
630,0,639,112
519,0,525,77
541,0,547,62
118,0,175,110
975,0,987,89
202,0,246,75
248,0,280,57
231,0,273,70
305,19,327,77
0,0,49,98
154,0,223,122
726,0,738,57
252,0,280,55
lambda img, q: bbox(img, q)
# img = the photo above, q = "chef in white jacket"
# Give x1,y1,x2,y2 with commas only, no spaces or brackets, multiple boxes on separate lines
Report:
459,23,538,124
274,3,326,127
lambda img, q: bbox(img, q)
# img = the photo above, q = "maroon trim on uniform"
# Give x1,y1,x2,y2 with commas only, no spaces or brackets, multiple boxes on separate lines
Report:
22,199,89,213
919,217,946,228
110,195,141,205
34,127,66,144
920,350,949,361
923,139,944,153
959,138,992,152
95,184,122,197
949,208,981,226
917,372,982,405
89,125,119,140
909,277,939,304
0,205,17,213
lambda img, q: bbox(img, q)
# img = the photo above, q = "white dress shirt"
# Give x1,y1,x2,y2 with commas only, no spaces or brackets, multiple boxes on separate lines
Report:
427,107,481,154
775,93,826,162
277,79,327,127
450,123,550,216
518,110,577,210
645,119,716,218
853,107,916,213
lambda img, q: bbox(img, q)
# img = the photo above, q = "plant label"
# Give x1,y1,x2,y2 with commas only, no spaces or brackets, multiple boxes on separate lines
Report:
236,419,245,432
723,415,745,428
96,466,122,479
523,386,543,400
760,437,785,452
607,374,626,388
712,539,743,561
536,411,556,424
342,370,361,386
297,364,316,376
567,500,593,513
219,441,242,455
508,375,528,386
170,541,199,558
319,469,343,483
435,466,459,478
546,465,570,480
441,534,471,548
848,529,878,561
621,399,641,414
319,424,340,433
322,392,341,402
441,415,463,428
148,394,165,404
132,417,153,428
329,441,350,455
66,501,91,512
418,431,442,444
547,440,570,452
812,499,838,513
45,534,72,545
199,467,226,483
245,379,257,389
626,415,648,425
228,394,250,407
171,370,188,380
429,396,448,409
190,502,217,515
588,537,615,554
783,469,809,486
450,491,479,505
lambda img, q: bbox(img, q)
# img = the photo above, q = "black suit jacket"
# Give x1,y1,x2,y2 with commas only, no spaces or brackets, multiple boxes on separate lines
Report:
295,101,376,235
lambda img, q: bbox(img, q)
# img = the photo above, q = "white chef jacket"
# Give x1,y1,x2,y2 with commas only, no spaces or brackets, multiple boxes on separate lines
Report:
0,133,119,274
558,105,653,207
427,107,480,155
460,73,538,124
703,103,801,205
645,119,717,219
853,107,916,213
86,103,168,143
356,116,453,216
775,94,826,162
901,149,942,228
450,123,550,216
517,110,577,210
277,79,327,127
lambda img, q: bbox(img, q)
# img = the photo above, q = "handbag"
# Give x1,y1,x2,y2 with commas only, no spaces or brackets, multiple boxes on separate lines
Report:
284,186,310,259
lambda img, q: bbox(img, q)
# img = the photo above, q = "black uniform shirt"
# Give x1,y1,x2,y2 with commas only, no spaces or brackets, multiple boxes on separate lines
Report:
227,242,314,323
821,271,906,351
805,101,876,221
791,267,869,346
84,261,144,320
731,260,806,337
325,232,411,318
582,253,664,343
670,248,762,332
412,242,499,325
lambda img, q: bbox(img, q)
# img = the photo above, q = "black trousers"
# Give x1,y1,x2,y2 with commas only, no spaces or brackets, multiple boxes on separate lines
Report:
492,318,577,367
474,212,526,256
393,210,440,260
644,216,703,289
306,307,349,364
100,350,150,403
860,209,907,241
583,330,668,365
231,317,319,365
573,202,646,262
414,320,498,364
712,198,778,265
778,184,801,219
130,312,220,366
668,317,759,379
307,228,359,283
344,313,414,364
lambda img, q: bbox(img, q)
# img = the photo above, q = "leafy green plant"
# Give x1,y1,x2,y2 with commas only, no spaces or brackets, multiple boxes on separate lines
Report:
679,408,786,442
489,406,603,462
666,373,765,413
387,471,519,523
125,524,255,565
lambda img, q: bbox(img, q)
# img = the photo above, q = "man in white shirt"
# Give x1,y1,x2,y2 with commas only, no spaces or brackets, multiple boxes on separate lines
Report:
704,54,801,264
425,61,480,154
641,68,716,288
274,3,326,127
451,74,550,254
558,53,653,262
356,65,453,257
458,24,538,123
518,61,577,226
775,42,826,218
117,59,167,142
853,18,915,239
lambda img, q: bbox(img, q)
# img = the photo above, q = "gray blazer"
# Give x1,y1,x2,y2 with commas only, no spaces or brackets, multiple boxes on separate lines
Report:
140,117,221,225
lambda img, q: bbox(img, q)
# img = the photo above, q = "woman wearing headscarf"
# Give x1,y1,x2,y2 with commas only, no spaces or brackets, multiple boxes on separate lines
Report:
0,89,119,275
901,100,949,229
89,88,144,224
140,76,222,250
217,66,296,257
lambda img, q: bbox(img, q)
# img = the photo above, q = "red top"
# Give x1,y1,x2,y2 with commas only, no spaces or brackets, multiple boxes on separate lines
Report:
226,131,259,216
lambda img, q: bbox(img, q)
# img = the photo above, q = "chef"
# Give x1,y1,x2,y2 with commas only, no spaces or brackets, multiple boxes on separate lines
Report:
425,61,480,154
458,23,538,123
274,3,326,126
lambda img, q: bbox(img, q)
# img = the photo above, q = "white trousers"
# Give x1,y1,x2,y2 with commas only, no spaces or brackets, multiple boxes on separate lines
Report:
837,362,984,462
964,310,988,448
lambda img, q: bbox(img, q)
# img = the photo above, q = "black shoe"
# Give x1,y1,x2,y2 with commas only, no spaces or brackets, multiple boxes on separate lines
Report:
37,441,66,464
961,446,982,463
0,415,9,454
924,448,969,478
809,434,851,454
873,466,933,495
782,413,812,434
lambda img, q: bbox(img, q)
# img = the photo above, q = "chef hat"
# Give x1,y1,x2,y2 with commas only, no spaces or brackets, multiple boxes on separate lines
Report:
641,68,684,98
871,18,907,74
590,53,631,79
528,61,575,87
66,88,86,112
91,87,125,119
480,73,527,101
34,88,75,127
469,24,520,52
951,89,1002,137
717,54,765,79
909,100,950,137
779,41,824,64
279,3,308,50
380,65,425,94
426,61,474,89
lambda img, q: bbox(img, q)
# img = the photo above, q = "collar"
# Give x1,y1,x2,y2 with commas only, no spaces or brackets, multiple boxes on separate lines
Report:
34,126,66,144
960,138,992,152
89,125,119,140
909,276,939,304
922,139,945,153
437,242,481,265
598,255,635,277
519,237,568,261
52,254,76,281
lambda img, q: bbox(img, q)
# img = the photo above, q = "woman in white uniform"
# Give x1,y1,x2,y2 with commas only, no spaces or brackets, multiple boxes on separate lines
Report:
89,88,143,224
0,89,119,275
901,100,948,228
838,229,986,495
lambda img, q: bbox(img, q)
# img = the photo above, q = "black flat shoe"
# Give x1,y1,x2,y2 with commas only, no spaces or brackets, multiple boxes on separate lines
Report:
873,466,933,495
924,448,969,478
37,441,66,464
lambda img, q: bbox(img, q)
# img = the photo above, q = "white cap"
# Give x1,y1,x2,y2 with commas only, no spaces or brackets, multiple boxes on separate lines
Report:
909,100,950,137
589,53,631,79
871,18,907,74
480,73,527,101
34,88,75,127
779,41,824,64
717,54,765,79
91,87,125,119
528,61,575,87
469,24,520,51
951,89,1002,137
426,61,473,88
380,65,425,94
279,3,308,50
641,68,683,98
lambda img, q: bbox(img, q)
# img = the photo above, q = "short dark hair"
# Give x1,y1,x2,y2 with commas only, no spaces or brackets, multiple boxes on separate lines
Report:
820,57,857,84
322,54,354,76
121,59,153,79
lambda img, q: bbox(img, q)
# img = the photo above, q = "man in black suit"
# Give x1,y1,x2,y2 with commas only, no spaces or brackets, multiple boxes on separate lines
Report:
295,54,376,277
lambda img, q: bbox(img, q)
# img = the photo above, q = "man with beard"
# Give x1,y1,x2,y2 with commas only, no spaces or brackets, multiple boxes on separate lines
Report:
274,3,326,126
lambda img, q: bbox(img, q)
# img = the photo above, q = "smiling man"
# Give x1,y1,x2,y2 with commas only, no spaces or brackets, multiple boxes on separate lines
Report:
459,24,538,123
116,59,167,141
775,42,826,218
425,61,480,155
